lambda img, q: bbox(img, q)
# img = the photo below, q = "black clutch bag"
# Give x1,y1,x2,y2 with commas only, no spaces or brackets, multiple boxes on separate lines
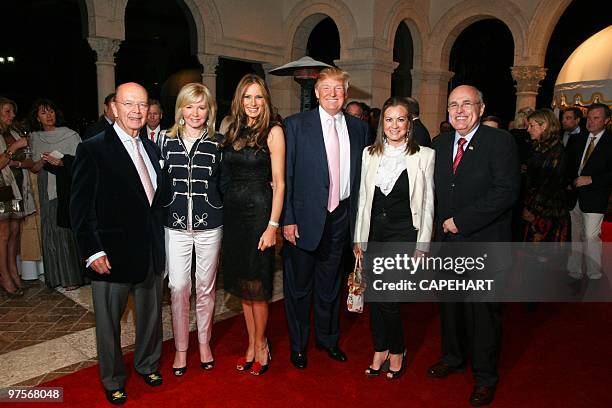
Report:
0,186,15,202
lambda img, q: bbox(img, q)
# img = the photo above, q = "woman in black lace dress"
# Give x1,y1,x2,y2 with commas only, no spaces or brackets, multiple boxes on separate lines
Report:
221,74,285,376
522,109,569,244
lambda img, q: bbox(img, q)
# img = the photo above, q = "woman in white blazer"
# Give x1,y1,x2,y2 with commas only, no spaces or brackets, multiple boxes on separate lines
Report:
353,96,435,379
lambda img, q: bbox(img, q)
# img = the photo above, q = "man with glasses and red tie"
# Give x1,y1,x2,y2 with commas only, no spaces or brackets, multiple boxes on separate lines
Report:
428,85,519,407
70,82,167,405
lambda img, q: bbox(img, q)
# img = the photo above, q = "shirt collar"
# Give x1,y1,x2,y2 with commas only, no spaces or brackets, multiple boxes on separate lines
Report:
588,129,605,140
454,124,480,145
147,125,161,133
114,123,140,144
319,106,343,123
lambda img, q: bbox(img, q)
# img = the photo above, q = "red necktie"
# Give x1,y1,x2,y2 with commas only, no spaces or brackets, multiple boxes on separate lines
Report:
452,137,467,174
150,131,155,141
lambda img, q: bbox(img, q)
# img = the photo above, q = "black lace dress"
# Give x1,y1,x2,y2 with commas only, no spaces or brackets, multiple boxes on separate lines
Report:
221,134,274,301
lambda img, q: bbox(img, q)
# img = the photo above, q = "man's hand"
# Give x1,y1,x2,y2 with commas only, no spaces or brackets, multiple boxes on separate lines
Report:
574,176,592,188
282,224,300,246
442,217,459,234
90,256,112,275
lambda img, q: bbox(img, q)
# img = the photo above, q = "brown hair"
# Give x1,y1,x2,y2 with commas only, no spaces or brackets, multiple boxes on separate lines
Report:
368,96,419,156
527,108,561,143
224,74,272,150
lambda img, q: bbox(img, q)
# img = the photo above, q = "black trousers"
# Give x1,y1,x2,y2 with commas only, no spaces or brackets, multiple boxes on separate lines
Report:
368,214,416,354
283,200,349,352
440,302,502,387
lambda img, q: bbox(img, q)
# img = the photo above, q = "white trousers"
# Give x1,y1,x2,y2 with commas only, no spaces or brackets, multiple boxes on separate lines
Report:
166,227,222,351
567,204,604,279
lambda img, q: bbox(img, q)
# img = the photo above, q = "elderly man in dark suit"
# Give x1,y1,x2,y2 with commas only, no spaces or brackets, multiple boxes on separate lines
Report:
282,67,369,369
428,85,519,407
70,83,167,405
566,103,612,281
82,92,115,140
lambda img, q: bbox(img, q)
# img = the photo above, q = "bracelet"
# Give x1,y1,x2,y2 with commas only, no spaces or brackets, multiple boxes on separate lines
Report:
4,149,13,159
268,220,280,228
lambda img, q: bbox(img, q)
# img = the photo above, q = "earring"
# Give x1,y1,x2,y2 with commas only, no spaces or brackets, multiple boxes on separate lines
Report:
179,118,185,126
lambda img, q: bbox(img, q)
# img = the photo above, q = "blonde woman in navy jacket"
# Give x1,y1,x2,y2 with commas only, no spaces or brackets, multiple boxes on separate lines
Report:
161,83,223,376
353,96,435,379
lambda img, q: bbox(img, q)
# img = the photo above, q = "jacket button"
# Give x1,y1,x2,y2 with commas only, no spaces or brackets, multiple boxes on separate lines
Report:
451,183,455,187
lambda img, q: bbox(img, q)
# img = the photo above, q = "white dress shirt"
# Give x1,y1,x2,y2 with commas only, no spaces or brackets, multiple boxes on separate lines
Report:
318,106,350,200
579,130,605,174
453,125,480,159
146,125,161,143
86,123,158,267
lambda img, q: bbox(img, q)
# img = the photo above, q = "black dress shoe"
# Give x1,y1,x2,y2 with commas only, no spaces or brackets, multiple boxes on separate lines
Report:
105,388,127,405
427,361,465,378
290,351,307,369
141,371,163,386
469,385,496,407
317,345,348,362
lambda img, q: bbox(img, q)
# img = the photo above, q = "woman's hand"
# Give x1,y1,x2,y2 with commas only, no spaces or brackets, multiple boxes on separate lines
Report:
521,208,535,222
353,243,362,259
258,226,277,251
41,153,63,167
11,137,28,151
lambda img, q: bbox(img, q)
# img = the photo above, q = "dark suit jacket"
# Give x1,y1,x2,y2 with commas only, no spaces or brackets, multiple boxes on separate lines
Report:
70,126,167,283
82,116,112,140
413,118,431,147
282,109,369,251
433,125,520,243
566,130,612,213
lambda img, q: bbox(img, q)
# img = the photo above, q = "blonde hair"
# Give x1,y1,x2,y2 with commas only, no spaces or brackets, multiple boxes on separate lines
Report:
166,83,216,138
514,107,534,130
315,67,350,91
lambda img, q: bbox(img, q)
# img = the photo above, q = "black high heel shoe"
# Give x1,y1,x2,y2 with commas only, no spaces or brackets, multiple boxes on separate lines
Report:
200,360,215,370
250,339,272,376
386,350,407,380
173,366,187,376
365,352,390,377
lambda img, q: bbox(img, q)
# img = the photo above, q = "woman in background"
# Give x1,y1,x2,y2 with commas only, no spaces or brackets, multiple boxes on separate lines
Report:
353,96,435,379
522,109,569,245
162,83,223,376
0,98,36,296
29,99,84,290
221,74,285,376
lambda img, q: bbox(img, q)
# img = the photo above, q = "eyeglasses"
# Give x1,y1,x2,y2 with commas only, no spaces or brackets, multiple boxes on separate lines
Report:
448,101,480,111
116,101,149,110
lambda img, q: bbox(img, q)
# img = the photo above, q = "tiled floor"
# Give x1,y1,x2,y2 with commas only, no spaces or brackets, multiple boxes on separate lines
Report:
0,267,284,388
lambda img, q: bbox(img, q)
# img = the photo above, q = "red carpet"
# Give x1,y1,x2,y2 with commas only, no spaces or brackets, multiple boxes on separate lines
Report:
13,299,612,407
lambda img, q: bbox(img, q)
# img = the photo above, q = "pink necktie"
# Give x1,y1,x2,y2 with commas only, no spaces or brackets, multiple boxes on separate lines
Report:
130,138,155,205
453,137,467,174
325,117,340,212
150,131,155,141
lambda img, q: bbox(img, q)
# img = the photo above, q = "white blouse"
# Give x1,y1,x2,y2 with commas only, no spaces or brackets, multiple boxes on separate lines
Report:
374,142,408,196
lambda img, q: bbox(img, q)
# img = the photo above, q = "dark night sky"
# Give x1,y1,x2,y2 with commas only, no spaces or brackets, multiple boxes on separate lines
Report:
0,0,608,133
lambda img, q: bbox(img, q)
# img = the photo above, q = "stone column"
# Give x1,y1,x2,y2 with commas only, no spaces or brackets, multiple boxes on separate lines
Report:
411,68,455,132
335,58,398,110
88,37,121,116
198,54,219,97
262,63,293,119
511,65,547,114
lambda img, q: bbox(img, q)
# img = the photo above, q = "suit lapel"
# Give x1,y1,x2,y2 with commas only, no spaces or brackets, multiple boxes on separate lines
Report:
582,130,610,172
344,113,362,188
405,152,418,199
105,128,150,206
306,109,330,182
454,128,481,178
